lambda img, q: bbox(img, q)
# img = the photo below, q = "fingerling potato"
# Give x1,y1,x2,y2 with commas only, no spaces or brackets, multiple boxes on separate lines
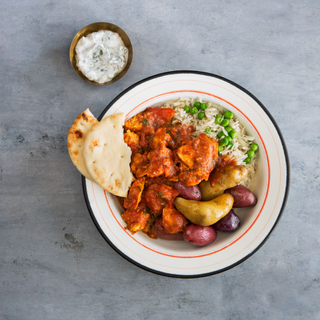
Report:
174,193,234,226
199,165,248,201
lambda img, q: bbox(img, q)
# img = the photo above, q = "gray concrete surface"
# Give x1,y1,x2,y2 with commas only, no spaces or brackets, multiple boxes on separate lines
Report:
0,0,319,319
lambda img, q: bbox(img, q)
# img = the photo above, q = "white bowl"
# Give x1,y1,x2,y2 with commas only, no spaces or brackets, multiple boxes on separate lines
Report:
82,71,290,278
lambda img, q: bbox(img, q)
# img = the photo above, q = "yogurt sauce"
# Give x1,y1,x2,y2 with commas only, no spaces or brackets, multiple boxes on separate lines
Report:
75,30,128,84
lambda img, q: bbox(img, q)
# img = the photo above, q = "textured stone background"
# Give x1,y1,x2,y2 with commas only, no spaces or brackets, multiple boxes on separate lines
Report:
1,1,319,319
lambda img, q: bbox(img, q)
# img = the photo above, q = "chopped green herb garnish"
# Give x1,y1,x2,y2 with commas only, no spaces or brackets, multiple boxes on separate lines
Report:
142,118,150,127
157,191,164,197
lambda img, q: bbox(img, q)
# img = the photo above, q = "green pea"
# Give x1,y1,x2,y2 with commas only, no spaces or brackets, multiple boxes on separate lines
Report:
205,128,211,134
217,131,225,139
247,150,255,158
215,114,223,124
219,138,228,146
198,112,205,120
221,119,229,127
218,145,224,153
184,105,190,112
225,136,232,142
225,126,232,133
228,142,233,149
194,102,201,109
224,110,234,119
229,130,238,139
190,107,198,114
243,157,251,164
251,143,259,151
200,103,207,110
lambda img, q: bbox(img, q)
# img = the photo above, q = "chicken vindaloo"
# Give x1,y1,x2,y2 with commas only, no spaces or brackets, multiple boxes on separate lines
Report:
121,107,219,239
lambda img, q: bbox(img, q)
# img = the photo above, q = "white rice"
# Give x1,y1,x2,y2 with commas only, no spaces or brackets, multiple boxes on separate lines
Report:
161,97,258,188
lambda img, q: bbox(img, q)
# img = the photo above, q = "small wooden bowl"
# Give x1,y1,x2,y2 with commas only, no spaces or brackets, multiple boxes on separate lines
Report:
69,22,133,85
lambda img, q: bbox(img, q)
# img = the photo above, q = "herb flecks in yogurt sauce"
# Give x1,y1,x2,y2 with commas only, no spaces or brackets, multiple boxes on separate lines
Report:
75,30,128,84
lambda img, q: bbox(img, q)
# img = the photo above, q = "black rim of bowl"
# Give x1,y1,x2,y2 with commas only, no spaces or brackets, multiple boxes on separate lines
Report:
82,70,290,278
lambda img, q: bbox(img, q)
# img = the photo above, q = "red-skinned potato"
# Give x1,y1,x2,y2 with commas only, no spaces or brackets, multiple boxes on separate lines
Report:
154,217,184,241
183,224,216,246
224,185,257,207
173,182,202,201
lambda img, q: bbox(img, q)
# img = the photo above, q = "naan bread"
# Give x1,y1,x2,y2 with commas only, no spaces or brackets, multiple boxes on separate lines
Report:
68,108,98,180
83,112,133,197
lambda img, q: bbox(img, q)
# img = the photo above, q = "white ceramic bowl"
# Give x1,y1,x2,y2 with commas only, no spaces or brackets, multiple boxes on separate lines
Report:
82,71,289,278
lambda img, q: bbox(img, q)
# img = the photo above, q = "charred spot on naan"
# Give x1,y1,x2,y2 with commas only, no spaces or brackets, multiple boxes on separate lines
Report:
75,130,83,139
82,112,89,121
68,129,84,144
115,179,122,188
89,139,100,152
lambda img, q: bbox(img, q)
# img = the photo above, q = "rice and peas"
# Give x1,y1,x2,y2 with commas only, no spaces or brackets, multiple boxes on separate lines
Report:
160,98,258,188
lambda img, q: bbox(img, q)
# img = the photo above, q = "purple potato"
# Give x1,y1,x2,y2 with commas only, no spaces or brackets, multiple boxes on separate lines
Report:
224,185,257,208
173,181,202,201
213,209,240,232
183,224,216,247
